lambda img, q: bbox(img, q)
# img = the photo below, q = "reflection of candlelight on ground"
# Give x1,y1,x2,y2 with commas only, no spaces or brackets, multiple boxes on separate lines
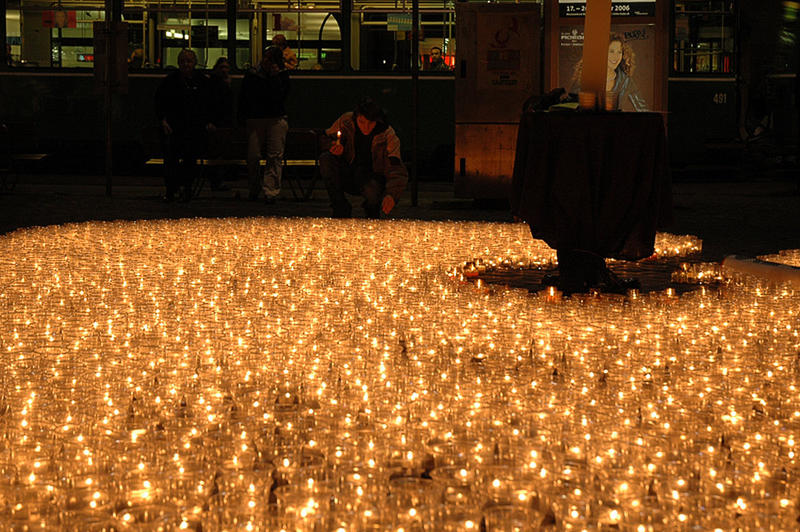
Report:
4,219,800,529
544,285,562,302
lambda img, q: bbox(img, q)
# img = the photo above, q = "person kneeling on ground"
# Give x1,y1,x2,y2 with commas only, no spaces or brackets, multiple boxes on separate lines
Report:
319,98,408,218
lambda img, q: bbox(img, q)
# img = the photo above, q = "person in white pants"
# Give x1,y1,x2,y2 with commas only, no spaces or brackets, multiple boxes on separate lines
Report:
238,46,290,203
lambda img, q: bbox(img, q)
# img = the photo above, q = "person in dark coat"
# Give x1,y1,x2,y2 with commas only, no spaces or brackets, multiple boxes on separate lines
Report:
319,97,408,218
207,56,235,191
154,48,212,202
238,46,290,203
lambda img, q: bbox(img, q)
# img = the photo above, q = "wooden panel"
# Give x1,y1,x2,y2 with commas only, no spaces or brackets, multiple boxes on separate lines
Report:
582,0,612,106
455,4,542,124
454,123,518,199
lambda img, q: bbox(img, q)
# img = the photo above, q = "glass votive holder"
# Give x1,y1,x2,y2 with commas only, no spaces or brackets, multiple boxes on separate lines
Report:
552,491,592,531
60,484,114,524
113,503,177,529
441,508,482,532
483,502,539,532
389,475,439,510
604,91,618,111
578,91,597,111
274,484,333,519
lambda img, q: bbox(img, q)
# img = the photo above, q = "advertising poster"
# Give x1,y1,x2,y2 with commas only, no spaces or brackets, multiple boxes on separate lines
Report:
559,0,656,17
558,24,655,112
477,13,528,91
42,10,77,29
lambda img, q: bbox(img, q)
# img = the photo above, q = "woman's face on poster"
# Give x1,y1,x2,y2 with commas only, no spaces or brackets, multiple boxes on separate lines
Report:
608,40,623,71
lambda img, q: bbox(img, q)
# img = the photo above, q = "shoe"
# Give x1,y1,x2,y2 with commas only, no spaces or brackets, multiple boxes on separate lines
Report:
210,183,230,191
264,196,276,205
331,202,352,218
163,194,175,203
362,200,381,219
541,273,559,287
593,267,641,294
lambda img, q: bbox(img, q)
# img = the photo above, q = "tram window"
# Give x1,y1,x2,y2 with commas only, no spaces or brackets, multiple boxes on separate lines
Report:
5,2,22,67
8,3,148,69
673,0,735,75
154,12,228,69
353,11,455,72
264,12,342,71
228,7,342,71
8,4,108,68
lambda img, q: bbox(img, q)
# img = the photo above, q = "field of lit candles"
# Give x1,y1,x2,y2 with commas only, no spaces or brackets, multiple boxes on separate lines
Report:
0,217,798,531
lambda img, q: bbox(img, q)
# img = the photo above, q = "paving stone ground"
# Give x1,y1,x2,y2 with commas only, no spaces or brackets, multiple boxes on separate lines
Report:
1,173,798,268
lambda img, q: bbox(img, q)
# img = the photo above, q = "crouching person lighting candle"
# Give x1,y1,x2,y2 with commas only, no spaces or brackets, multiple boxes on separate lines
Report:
319,97,409,219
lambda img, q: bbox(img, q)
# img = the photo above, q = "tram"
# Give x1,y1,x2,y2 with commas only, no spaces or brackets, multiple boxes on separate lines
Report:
0,0,793,180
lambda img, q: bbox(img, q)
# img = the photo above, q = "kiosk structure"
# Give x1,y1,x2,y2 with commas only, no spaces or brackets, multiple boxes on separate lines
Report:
454,3,541,199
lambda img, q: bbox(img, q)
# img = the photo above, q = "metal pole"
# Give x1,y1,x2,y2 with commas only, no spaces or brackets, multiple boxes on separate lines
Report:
341,0,352,71
0,0,7,69
410,0,419,206
57,27,63,67
104,0,113,196
226,0,236,68
104,0,122,197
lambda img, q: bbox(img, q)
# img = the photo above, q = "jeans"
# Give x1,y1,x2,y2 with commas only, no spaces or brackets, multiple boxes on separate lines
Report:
206,127,235,188
162,127,206,200
319,151,385,218
246,117,288,199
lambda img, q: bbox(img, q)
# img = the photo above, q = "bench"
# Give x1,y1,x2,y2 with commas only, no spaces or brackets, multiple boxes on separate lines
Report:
142,127,323,201
0,122,52,192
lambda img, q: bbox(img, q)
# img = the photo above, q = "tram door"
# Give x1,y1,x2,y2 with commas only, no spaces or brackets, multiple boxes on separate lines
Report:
668,0,738,165
454,4,541,199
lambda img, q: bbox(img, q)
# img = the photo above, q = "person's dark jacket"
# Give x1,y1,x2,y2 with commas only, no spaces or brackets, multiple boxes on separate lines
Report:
324,112,408,202
238,67,290,122
154,69,211,131
429,58,451,72
208,74,235,128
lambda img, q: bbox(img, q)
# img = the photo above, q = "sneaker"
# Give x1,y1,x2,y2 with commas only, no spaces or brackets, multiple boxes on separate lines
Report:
594,267,641,294
363,201,381,219
541,273,559,287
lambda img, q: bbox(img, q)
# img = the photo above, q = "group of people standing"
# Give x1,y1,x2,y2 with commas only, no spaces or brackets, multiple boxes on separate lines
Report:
154,41,408,218
154,39,292,203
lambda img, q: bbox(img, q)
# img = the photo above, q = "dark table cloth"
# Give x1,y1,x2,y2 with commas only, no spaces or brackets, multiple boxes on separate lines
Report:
511,111,672,261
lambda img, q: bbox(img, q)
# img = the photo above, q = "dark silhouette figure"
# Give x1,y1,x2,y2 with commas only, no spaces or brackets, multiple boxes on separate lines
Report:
154,49,212,202
207,57,235,191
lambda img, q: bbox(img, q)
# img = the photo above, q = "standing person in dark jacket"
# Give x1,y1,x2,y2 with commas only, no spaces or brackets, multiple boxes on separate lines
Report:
319,97,408,218
238,46,290,203
207,57,235,191
272,34,298,70
154,48,212,202
428,46,451,71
